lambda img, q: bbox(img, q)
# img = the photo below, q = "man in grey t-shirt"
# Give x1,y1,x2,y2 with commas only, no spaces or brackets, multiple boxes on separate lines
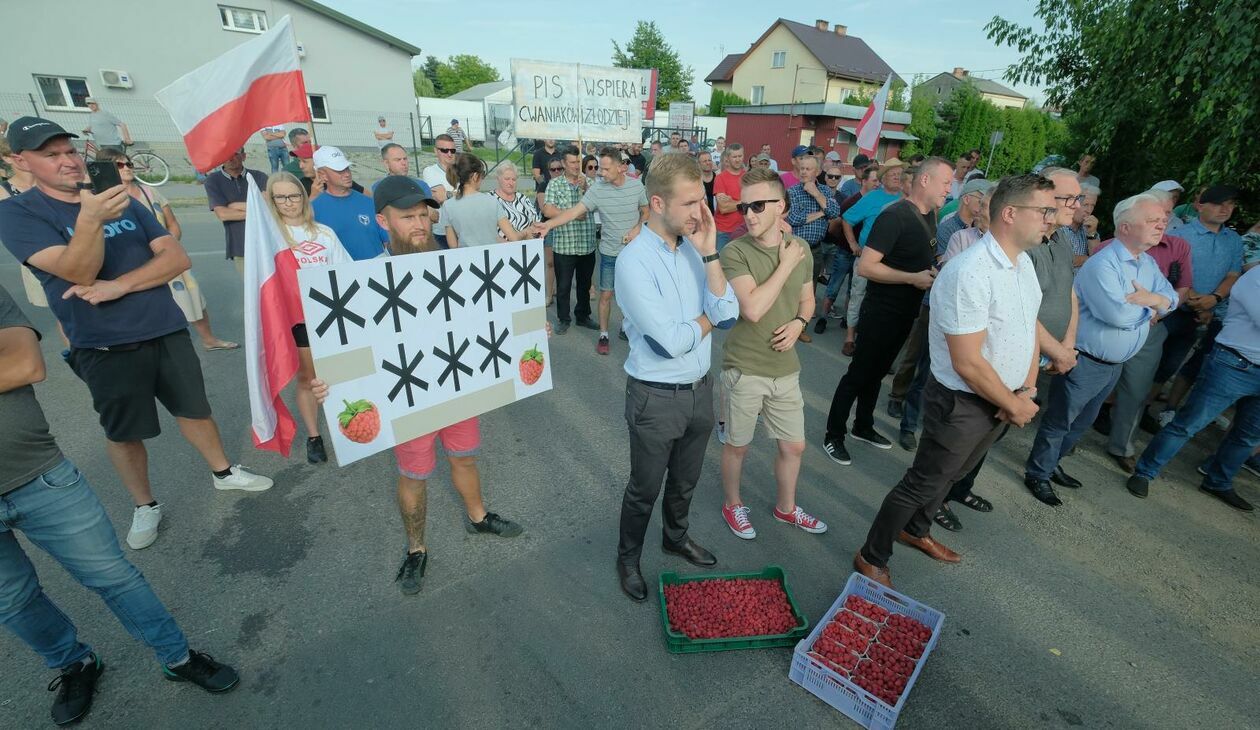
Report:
81,98,130,151
1025,168,1082,380
0,283,240,723
540,147,648,345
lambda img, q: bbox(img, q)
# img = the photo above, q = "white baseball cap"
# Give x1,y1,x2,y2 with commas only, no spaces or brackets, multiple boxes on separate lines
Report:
1151,180,1183,193
312,145,350,171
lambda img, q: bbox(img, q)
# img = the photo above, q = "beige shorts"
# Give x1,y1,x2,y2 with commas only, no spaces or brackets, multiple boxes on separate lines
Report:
168,272,207,322
720,368,806,447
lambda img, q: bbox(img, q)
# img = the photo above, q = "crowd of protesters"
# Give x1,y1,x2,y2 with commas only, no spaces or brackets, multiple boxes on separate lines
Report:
0,108,1257,725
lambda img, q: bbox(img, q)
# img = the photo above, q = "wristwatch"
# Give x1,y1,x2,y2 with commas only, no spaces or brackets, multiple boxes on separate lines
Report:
701,252,720,263
793,316,809,328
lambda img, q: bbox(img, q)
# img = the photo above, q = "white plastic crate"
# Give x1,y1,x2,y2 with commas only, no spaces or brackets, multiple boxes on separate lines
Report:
789,572,945,729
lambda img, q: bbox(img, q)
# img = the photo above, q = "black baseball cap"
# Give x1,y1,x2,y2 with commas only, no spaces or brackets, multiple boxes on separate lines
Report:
7,116,78,153
373,175,437,213
1198,184,1240,206
852,154,872,168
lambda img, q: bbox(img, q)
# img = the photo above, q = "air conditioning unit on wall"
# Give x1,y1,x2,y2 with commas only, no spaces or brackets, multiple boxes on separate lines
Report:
100,69,133,89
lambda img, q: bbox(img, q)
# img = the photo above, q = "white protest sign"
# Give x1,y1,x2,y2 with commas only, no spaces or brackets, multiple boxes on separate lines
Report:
669,101,695,132
511,59,652,143
298,240,552,466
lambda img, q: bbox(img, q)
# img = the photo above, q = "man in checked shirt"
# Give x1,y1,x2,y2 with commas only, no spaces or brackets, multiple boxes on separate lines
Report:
786,154,840,344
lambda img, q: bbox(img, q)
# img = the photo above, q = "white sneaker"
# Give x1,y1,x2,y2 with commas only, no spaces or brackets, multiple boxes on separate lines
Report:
213,465,273,492
716,421,728,445
127,504,162,549
1157,409,1175,428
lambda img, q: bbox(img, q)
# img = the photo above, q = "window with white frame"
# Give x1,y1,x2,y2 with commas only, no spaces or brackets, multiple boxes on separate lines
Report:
307,94,329,122
219,5,268,33
771,51,786,69
34,75,91,111
751,86,765,105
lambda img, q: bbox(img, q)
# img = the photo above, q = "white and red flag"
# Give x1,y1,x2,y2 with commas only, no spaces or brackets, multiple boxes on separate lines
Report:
242,176,303,456
155,15,309,172
854,74,893,157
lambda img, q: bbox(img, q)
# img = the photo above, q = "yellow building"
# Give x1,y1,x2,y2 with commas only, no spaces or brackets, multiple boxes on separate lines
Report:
704,19,899,106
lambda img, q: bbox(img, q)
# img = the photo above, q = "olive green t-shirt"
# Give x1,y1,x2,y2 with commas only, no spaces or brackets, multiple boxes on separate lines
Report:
719,233,814,377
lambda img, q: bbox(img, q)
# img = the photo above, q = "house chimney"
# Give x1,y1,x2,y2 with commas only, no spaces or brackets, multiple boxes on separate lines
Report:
952,67,967,79
834,24,847,36
815,19,828,31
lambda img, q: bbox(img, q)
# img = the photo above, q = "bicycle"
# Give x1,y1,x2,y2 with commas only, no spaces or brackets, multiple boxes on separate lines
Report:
80,133,170,187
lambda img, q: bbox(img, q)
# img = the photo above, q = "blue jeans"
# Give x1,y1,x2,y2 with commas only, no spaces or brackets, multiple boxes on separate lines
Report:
825,249,855,304
1025,355,1123,480
266,145,287,173
0,459,188,669
1136,346,1260,491
901,340,932,434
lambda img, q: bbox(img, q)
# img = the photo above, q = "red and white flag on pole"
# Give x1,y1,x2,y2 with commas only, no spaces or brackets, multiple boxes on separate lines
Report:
155,15,309,172
854,75,893,157
242,177,304,456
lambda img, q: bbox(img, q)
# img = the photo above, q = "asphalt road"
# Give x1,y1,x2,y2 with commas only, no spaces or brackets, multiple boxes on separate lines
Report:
2,208,1257,728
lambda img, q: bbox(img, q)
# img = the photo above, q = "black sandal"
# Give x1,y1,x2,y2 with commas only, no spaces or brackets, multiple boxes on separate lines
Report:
960,493,993,513
933,504,963,532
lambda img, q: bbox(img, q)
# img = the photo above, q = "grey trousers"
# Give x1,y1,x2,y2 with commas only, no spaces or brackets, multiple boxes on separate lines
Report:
618,376,714,564
1107,322,1169,458
861,377,1004,568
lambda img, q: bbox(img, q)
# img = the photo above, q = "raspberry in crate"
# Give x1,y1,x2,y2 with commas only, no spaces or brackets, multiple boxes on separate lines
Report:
854,659,908,707
807,651,851,678
810,638,860,673
845,594,890,623
836,608,879,638
885,613,932,643
867,642,915,677
821,619,871,654
663,576,797,639
877,625,925,660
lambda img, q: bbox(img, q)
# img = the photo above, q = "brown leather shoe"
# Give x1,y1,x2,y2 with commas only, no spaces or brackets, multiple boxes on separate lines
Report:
797,332,813,343
1110,453,1137,474
853,551,893,588
897,531,962,563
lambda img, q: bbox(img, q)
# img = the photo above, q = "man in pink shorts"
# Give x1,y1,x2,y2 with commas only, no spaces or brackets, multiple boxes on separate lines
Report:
313,176,524,595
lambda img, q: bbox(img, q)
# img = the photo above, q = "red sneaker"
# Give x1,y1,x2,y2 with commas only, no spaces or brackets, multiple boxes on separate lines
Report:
596,335,610,355
773,505,828,534
721,503,756,539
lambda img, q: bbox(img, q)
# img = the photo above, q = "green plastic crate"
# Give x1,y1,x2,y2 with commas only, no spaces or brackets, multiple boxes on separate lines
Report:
658,565,810,654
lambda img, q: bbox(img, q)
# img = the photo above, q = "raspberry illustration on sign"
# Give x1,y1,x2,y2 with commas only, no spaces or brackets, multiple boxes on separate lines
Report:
298,239,552,465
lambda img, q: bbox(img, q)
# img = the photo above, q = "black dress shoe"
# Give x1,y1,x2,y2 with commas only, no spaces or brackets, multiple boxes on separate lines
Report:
1199,486,1255,511
662,538,717,567
1024,477,1063,506
617,562,647,601
1050,467,1083,489
1126,475,1149,498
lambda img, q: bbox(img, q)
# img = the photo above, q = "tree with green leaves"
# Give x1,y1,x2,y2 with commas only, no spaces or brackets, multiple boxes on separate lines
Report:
708,89,750,117
421,55,444,97
846,79,908,112
412,68,435,98
987,0,1259,199
433,54,502,98
898,85,937,159
612,21,694,108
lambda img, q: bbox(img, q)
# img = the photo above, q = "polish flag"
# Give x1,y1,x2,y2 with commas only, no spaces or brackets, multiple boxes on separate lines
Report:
242,176,303,456
854,75,893,157
155,15,309,172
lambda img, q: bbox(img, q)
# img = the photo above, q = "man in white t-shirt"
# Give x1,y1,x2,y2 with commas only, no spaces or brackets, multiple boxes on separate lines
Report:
374,117,394,149
421,133,458,246
853,174,1053,588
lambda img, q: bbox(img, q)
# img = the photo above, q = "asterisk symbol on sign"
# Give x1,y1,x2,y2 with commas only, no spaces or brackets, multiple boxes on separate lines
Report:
424,256,466,322
308,269,365,346
470,248,506,313
368,261,417,333
509,244,541,304
476,321,511,378
434,331,473,392
381,342,427,407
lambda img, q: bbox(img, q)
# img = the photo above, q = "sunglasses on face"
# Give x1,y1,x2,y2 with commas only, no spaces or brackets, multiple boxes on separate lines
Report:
549,165,563,172
272,194,303,204
825,174,840,180
437,147,456,154
586,164,597,171
737,199,780,215
114,161,133,169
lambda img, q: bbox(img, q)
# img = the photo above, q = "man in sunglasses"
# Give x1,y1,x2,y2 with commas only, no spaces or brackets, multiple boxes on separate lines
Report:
853,174,1051,587
421,133,460,247
1024,194,1177,506
531,139,562,187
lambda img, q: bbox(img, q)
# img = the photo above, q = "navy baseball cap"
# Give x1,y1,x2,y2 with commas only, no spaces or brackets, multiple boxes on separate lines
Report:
791,145,810,158
6,116,77,153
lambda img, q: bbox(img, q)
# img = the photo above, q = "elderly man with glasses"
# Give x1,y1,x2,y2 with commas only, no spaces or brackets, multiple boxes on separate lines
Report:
1023,193,1178,506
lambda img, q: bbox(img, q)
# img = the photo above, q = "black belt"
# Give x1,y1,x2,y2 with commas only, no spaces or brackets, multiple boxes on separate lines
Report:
633,375,708,391
1076,349,1120,367
1218,344,1259,367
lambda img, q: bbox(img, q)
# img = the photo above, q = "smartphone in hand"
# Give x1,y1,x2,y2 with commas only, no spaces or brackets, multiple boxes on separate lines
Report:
84,161,123,194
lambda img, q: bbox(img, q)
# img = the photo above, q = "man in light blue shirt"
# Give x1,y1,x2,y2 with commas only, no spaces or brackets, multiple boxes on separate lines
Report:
1025,193,1177,504
1129,264,1260,509
613,153,739,602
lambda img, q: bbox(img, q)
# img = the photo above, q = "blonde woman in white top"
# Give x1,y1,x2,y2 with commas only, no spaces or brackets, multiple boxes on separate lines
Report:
263,172,354,463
